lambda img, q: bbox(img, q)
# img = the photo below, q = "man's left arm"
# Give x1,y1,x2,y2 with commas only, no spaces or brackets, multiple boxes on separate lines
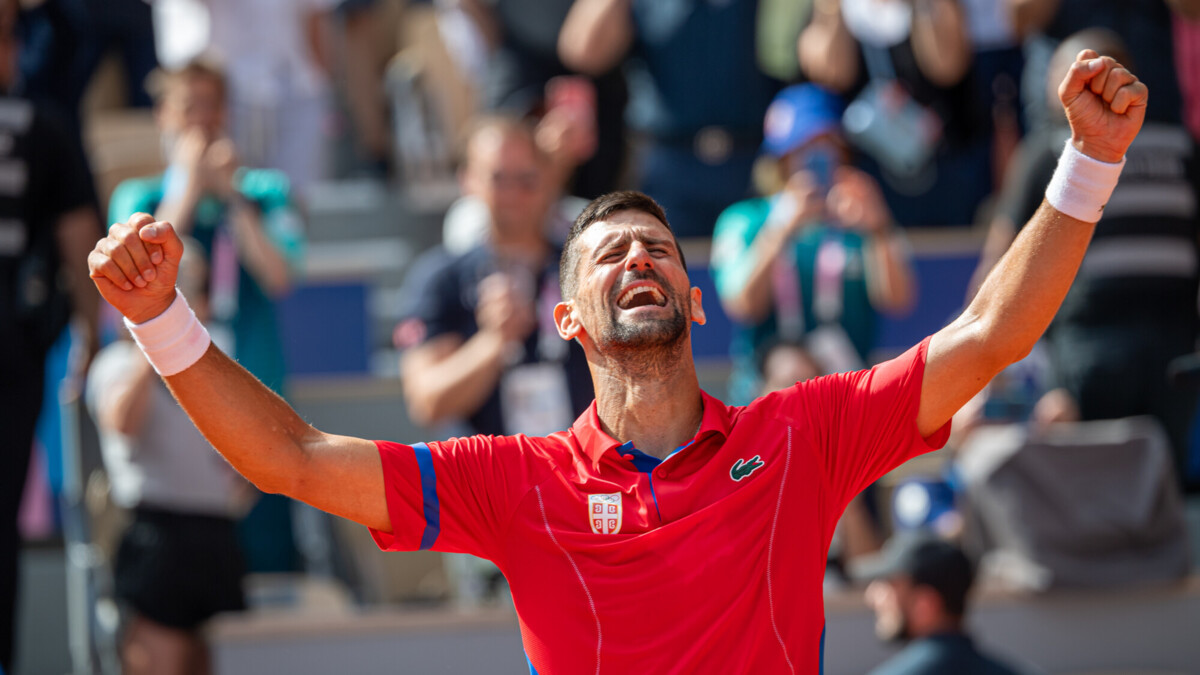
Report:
917,51,1147,437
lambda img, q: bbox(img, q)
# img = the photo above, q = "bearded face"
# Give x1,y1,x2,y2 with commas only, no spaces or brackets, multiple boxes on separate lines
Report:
596,267,690,351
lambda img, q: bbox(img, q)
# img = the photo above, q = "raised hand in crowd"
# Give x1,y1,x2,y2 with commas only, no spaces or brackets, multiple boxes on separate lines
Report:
476,272,538,347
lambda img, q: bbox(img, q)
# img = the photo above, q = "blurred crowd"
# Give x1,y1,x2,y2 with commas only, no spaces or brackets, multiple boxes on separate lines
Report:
4,0,1200,673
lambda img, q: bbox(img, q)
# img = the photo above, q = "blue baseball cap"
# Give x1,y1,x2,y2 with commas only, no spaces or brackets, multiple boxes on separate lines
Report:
761,84,845,158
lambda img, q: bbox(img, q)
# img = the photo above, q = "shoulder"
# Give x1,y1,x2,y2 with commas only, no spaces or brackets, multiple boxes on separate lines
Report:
236,168,292,208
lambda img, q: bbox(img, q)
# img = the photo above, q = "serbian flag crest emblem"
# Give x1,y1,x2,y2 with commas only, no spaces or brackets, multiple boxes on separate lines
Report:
588,493,622,534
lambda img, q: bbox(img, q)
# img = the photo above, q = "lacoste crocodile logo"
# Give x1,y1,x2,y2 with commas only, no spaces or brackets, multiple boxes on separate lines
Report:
730,455,765,482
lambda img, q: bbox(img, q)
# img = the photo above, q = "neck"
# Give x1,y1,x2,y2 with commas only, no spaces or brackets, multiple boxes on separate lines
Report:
589,337,703,459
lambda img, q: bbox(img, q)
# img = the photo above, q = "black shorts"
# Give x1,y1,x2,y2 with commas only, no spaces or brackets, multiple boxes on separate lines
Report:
114,506,246,630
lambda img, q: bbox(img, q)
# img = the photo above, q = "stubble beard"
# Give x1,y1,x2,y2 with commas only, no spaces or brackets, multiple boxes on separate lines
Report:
595,271,689,367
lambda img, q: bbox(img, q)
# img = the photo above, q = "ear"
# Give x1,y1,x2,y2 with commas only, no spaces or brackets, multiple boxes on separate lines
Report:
689,286,706,326
554,300,583,341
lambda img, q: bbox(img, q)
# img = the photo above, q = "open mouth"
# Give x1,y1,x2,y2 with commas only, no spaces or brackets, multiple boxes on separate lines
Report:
616,282,668,310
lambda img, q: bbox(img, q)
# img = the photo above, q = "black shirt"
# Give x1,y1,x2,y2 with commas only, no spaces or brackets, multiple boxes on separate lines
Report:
397,244,594,437
0,97,95,368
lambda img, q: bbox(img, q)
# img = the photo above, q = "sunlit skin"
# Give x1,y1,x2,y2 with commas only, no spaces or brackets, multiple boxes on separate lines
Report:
554,209,708,457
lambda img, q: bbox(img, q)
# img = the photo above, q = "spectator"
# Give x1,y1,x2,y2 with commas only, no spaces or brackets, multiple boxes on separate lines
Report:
970,29,1200,491
853,535,1024,675
442,97,593,255
87,240,250,675
445,0,627,199
396,117,593,438
560,0,780,238
711,84,916,405
108,57,306,572
155,0,340,200
799,0,991,227
0,0,101,667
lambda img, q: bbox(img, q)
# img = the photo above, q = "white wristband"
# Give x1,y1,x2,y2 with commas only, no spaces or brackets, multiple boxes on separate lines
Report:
1045,140,1125,223
124,290,212,376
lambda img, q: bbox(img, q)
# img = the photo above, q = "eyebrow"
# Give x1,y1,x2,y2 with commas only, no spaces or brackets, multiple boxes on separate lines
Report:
593,230,676,259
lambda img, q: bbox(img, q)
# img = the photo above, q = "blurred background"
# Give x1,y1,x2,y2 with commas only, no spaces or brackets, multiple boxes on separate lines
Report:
4,0,1200,673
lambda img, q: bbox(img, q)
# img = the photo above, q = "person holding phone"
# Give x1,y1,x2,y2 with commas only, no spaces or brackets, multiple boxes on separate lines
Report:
712,84,918,405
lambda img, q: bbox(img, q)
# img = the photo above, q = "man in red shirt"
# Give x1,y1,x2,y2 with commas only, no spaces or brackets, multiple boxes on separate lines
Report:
88,51,1145,674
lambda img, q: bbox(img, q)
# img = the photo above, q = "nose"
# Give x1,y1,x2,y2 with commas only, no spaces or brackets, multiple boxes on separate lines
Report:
624,242,654,271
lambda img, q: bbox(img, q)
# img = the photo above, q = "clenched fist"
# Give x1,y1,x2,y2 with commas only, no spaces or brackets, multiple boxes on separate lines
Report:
1059,49,1148,163
88,213,185,324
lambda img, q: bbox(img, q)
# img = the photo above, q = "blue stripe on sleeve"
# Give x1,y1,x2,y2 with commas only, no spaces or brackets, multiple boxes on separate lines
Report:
819,624,826,674
413,442,440,550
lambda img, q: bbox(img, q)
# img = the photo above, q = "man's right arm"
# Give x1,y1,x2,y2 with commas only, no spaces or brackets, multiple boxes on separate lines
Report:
88,213,392,533
167,342,390,532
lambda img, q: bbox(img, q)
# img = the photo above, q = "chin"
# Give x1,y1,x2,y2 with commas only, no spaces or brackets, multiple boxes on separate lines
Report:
602,311,688,350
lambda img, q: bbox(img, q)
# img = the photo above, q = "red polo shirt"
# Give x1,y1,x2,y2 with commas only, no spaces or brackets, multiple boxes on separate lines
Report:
370,337,950,674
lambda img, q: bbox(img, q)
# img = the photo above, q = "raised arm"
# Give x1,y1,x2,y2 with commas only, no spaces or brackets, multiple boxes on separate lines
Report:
558,0,633,76
917,50,1147,437
87,214,390,532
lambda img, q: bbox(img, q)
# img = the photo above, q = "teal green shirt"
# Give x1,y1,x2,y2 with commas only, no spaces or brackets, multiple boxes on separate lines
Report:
711,196,876,404
108,169,305,394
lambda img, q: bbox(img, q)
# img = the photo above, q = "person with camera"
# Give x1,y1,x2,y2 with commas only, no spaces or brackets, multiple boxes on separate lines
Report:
712,84,917,405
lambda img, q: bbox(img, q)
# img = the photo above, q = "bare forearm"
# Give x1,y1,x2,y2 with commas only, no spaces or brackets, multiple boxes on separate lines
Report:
402,331,509,425
798,0,859,92
228,201,292,296
558,0,632,76
721,227,792,323
965,215,1016,303
921,201,1094,435
969,200,1093,358
864,232,916,316
164,344,317,495
911,0,971,87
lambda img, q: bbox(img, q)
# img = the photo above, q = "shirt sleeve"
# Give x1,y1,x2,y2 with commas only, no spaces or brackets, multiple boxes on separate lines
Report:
396,248,467,344
368,435,525,561
768,336,951,514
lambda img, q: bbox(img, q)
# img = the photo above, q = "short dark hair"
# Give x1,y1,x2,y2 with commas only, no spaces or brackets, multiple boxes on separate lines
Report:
558,191,685,299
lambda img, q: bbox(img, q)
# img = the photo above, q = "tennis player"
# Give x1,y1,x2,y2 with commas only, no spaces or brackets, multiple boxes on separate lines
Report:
88,52,1145,674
